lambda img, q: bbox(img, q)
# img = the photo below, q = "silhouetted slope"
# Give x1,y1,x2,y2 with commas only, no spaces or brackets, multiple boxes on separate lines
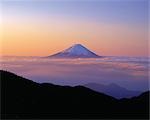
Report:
1,70,149,119
84,83,141,99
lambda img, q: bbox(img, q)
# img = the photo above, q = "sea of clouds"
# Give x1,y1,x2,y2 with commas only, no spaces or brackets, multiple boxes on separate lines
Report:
0,56,149,91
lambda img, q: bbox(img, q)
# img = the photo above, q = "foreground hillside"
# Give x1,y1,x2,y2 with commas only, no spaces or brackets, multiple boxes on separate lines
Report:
1,70,149,119
84,83,141,99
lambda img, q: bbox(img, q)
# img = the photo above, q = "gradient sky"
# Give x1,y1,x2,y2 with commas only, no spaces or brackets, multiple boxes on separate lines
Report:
0,0,148,57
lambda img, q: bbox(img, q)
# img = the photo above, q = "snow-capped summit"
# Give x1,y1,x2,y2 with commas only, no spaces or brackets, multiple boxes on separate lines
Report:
62,44,94,56
48,44,100,58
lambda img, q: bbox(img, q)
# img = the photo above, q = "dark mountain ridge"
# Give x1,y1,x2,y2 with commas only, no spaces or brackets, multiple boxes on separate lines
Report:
84,83,141,99
1,70,149,119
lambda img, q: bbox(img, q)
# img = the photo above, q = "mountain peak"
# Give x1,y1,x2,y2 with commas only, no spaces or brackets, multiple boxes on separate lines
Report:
72,43,83,47
71,44,86,48
48,44,101,58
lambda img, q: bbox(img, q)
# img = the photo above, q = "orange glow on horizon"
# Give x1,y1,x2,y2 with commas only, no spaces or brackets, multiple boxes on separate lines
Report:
0,17,148,57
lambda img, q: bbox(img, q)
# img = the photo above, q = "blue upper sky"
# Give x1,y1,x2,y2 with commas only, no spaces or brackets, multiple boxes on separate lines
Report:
2,0,148,25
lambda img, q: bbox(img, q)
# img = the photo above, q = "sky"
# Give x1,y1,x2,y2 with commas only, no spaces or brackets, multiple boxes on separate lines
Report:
0,0,148,57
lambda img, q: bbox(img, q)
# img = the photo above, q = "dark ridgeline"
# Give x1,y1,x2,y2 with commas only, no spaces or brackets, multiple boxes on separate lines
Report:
84,83,142,99
1,70,149,119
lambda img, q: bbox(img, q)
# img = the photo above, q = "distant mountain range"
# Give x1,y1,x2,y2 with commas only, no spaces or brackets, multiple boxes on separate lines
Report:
84,83,141,99
47,44,100,58
1,70,149,119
